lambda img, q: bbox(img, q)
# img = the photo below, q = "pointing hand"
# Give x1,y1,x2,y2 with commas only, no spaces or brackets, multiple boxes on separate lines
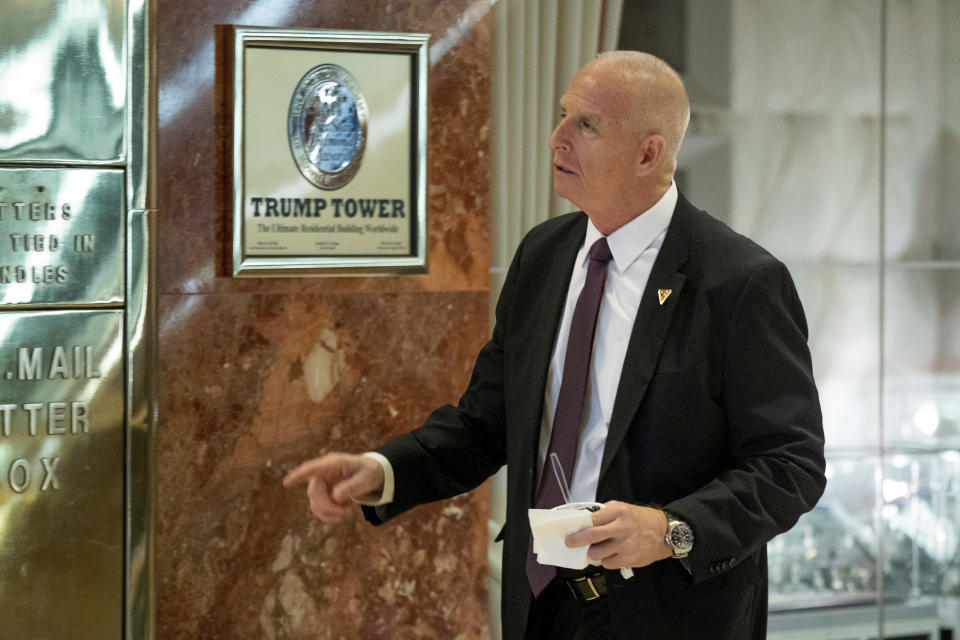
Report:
283,453,384,522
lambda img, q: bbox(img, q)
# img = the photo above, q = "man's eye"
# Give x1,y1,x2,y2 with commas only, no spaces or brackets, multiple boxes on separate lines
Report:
580,120,593,131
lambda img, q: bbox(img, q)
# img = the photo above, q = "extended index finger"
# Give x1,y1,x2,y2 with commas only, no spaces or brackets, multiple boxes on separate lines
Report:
282,458,330,487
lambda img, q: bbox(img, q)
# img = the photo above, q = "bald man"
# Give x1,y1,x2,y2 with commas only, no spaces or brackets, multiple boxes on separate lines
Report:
285,51,825,639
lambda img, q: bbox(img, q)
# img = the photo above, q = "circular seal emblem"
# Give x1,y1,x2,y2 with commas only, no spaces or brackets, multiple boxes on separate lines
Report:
288,64,368,190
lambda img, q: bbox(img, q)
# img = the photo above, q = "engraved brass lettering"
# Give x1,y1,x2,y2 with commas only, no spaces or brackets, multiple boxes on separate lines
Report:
71,401,89,434
0,167,123,306
48,402,68,434
0,403,14,436
40,457,60,491
0,266,24,283
0,1,128,625
0,402,90,437
19,347,42,379
0,458,62,493
73,234,95,252
16,346,102,380
23,402,42,435
9,234,60,251
9,458,30,493
50,347,69,379
0,201,72,221
85,346,100,377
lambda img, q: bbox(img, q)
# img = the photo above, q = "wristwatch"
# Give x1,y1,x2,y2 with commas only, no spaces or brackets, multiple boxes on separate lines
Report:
663,512,694,559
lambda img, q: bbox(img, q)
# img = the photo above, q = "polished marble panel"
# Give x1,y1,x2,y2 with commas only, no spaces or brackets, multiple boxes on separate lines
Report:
157,290,492,639
156,1,492,637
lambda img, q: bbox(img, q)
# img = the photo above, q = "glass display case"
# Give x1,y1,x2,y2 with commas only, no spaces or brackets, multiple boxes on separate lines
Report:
652,0,960,637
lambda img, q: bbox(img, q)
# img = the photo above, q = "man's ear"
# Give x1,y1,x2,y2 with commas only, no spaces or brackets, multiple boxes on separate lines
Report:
635,134,666,178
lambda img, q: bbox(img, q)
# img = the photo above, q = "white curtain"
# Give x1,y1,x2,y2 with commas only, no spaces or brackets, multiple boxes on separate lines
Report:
487,0,622,635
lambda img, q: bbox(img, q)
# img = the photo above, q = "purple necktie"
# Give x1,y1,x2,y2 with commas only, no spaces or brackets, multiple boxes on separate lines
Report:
526,237,613,596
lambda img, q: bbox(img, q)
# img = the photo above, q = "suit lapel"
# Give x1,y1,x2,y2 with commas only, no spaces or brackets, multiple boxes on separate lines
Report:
515,216,587,502
598,196,694,482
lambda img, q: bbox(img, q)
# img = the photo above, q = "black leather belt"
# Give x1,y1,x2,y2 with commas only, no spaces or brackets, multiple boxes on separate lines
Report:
563,569,607,602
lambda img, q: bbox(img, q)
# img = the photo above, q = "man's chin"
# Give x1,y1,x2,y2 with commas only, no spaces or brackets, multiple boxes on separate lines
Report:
552,179,573,200
552,184,581,208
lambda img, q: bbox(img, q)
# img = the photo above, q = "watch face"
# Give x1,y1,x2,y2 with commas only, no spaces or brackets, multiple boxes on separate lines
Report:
670,523,694,552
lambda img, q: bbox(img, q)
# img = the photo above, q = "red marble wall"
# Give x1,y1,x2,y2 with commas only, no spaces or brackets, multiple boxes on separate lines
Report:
156,1,492,638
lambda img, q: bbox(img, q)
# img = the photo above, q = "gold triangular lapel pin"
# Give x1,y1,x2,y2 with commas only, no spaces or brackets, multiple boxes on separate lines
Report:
658,289,672,306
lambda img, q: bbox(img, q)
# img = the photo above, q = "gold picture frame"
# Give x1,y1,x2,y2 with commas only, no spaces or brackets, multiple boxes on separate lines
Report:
226,27,428,277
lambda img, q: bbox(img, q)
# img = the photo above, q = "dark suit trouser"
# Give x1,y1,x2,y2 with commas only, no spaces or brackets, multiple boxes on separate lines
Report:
525,579,615,640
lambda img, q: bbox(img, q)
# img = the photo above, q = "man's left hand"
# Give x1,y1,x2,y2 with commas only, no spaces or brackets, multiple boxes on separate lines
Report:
565,501,673,570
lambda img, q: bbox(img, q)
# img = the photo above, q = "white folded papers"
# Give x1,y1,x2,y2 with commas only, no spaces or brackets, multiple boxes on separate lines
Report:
528,507,594,569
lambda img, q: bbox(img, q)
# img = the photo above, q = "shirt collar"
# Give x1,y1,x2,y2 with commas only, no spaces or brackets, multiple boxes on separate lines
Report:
582,181,678,271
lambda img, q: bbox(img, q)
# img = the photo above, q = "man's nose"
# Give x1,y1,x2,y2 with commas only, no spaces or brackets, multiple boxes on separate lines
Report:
549,120,569,150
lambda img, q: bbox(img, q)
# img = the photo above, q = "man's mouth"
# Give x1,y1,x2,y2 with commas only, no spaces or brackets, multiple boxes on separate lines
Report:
554,163,575,175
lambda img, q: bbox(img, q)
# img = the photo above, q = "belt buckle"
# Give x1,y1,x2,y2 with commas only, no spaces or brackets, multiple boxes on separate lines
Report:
567,574,601,602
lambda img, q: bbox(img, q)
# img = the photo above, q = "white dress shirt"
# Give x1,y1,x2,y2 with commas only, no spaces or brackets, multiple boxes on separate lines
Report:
361,182,678,507
536,182,677,502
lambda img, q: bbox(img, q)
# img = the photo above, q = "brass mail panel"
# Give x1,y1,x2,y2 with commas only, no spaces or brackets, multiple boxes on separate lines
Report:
0,167,125,307
0,0,125,163
0,309,124,639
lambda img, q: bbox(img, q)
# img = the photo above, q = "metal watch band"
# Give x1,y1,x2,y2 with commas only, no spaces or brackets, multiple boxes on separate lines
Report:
663,511,694,559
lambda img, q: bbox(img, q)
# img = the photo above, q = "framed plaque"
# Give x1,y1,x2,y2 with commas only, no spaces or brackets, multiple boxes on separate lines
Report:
226,27,429,276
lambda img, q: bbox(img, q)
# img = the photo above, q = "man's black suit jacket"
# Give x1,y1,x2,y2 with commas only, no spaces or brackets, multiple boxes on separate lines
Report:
365,193,826,639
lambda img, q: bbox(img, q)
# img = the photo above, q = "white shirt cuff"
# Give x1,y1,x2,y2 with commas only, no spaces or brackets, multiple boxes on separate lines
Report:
352,452,395,506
